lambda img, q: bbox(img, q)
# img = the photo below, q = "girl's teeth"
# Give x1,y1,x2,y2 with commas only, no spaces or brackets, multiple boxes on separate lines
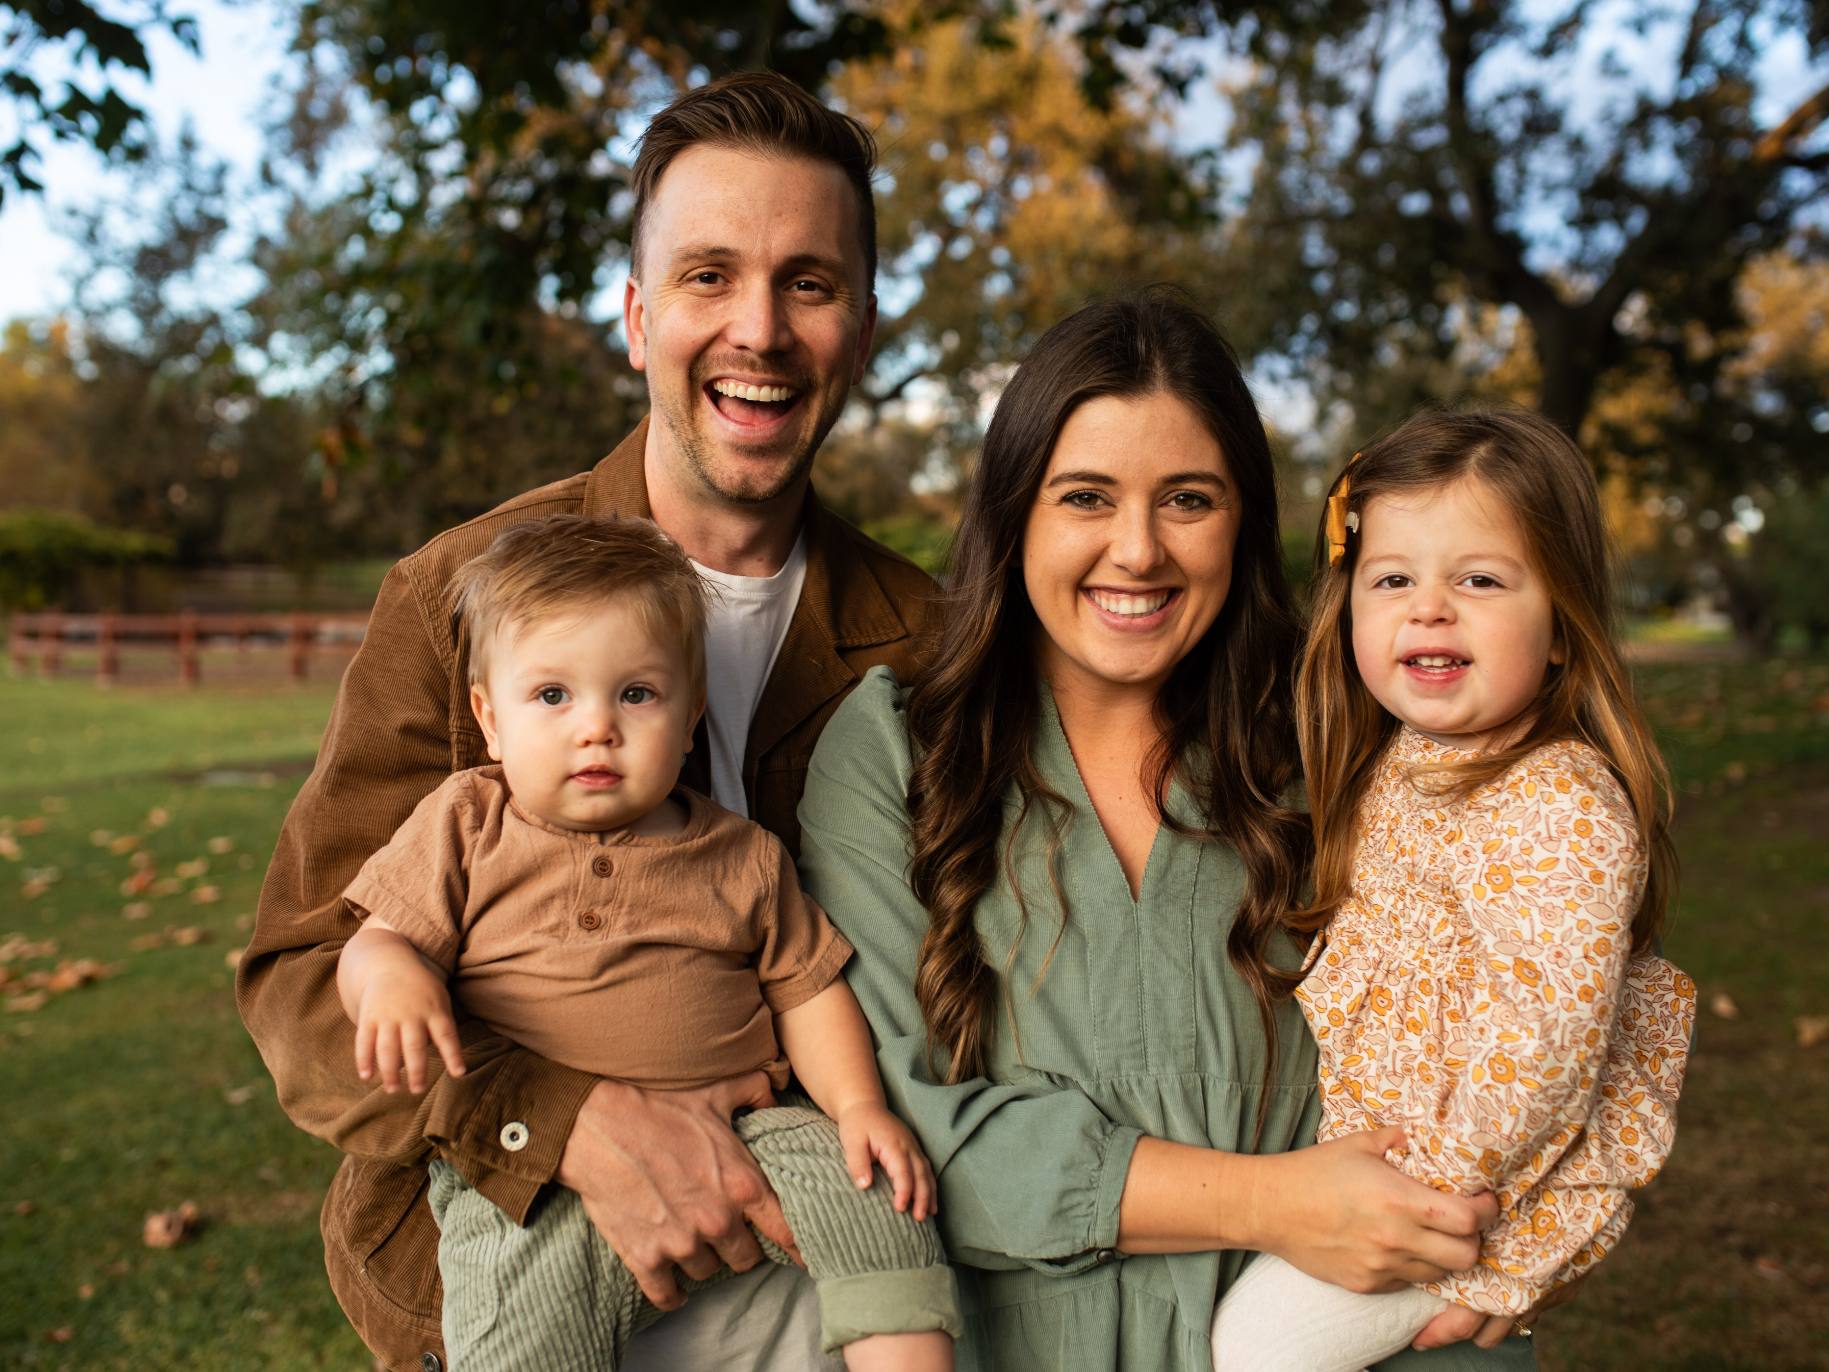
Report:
1090,590,1171,616
1409,655,1465,667
712,380,796,403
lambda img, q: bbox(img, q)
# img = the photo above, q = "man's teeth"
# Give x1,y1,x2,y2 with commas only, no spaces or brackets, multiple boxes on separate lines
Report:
1089,589,1173,617
712,380,796,403
1406,655,1468,667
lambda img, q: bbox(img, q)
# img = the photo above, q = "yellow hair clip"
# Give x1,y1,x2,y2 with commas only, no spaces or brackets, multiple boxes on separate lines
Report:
1324,451,1364,567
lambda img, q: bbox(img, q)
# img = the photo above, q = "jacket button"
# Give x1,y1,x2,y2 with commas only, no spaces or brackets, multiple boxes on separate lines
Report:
421,1354,442,1372
500,1121,529,1152
591,854,613,877
578,911,602,931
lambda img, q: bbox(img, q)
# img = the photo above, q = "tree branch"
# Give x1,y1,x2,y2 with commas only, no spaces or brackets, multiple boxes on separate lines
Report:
1754,81,1829,164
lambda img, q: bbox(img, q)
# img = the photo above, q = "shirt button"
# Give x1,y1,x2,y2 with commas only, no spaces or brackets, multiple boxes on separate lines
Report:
499,1121,529,1152
591,854,613,877
578,911,602,931
1093,1248,1117,1265
420,1355,443,1372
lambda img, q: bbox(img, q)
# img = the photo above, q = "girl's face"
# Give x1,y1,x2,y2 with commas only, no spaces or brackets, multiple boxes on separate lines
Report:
1349,475,1561,750
1021,391,1239,705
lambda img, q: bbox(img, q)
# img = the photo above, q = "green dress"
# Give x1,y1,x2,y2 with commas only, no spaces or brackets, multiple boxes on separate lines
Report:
798,670,1535,1372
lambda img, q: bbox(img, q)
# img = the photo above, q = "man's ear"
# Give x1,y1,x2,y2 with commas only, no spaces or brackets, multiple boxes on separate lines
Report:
469,683,504,762
850,291,878,386
624,274,648,373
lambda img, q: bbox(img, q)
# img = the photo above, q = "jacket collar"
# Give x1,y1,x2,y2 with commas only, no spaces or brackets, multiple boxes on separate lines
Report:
583,416,911,766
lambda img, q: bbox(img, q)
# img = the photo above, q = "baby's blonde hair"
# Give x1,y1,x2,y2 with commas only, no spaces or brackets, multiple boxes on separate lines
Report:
1293,406,1675,966
451,514,709,695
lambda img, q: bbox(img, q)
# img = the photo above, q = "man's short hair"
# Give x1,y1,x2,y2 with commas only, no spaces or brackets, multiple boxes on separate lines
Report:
629,70,878,284
452,514,709,696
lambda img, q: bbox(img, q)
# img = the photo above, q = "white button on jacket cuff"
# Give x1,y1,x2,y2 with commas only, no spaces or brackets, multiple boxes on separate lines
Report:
499,1121,530,1152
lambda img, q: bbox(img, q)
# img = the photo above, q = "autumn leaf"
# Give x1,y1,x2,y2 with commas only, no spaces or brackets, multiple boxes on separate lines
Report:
109,834,142,855
18,817,47,836
206,836,234,855
0,835,22,861
175,858,208,880
1796,1016,1828,1050
142,1200,200,1249
5,992,49,1013
223,948,243,969
189,884,221,905
1709,992,1741,1021
121,901,152,920
145,807,171,829
169,926,208,946
89,830,114,847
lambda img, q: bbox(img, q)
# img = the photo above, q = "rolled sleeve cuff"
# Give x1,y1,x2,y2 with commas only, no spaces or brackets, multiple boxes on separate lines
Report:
424,1049,598,1226
1014,1121,1145,1276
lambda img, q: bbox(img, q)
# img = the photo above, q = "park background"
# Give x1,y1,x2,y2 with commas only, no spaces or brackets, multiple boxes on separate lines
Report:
0,1,1825,1368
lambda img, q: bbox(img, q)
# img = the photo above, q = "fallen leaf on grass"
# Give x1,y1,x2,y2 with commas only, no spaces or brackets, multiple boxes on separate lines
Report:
6,993,48,1013
89,830,113,847
0,937,58,963
189,884,221,905
108,835,142,856
119,869,156,897
128,848,153,868
170,926,207,946
206,836,235,855
121,902,152,921
149,878,182,898
175,858,209,880
223,1083,257,1105
142,1201,199,1249
1796,1016,1828,1050
223,949,243,970
1754,1255,1786,1279
20,867,60,899
46,1326,72,1343
1709,992,1741,1020
145,807,171,830
0,835,20,861
41,797,66,813
13,1199,35,1215
43,959,115,993
77,1282,94,1300
18,817,47,836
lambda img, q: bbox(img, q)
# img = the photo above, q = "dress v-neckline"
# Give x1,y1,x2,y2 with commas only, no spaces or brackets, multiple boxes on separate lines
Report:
1040,684,1164,906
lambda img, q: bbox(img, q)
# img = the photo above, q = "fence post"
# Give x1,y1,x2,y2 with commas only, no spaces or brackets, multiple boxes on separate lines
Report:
7,614,30,675
97,613,119,686
178,610,200,687
42,613,62,676
288,614,310,682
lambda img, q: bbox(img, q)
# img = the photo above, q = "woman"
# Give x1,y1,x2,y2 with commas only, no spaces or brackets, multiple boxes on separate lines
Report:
797,292,1536,1370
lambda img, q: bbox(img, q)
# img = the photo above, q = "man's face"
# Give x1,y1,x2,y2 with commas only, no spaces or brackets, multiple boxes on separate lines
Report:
625,144,877,508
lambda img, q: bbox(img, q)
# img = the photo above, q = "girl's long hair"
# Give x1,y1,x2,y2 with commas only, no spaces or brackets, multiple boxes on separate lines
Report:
906,288,1311,1084
1293,408,1675,959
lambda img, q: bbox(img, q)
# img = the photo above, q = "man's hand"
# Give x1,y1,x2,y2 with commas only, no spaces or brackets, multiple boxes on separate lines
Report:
557,1072,801,1311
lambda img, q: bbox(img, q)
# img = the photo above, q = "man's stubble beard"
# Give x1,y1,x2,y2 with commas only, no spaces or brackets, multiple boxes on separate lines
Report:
653,383,845,508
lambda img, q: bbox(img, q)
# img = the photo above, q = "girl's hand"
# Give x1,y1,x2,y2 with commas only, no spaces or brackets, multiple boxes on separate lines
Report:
835,1102,939,1222
1251,1126,1497,1293
1411,1271,1587,1350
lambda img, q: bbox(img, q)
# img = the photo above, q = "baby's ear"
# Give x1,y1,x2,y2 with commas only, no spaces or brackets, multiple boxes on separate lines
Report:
684,692,708,751
469,684,504,762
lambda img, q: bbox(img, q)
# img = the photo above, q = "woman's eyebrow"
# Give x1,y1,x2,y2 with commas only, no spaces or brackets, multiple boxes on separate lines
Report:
1158,471,1228,487
1044,470,1116,487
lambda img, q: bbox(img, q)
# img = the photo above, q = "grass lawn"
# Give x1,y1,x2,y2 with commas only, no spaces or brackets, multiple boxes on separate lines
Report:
1,660,1826,1370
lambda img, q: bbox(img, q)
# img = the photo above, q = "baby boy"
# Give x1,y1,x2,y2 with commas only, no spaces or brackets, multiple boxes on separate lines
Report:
335,513,959,1371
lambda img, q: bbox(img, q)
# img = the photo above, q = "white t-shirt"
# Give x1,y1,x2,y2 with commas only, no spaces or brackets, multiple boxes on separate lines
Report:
691,531,808,817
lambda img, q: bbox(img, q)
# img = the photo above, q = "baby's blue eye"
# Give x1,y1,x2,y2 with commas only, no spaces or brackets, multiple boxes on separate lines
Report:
537,686,568,706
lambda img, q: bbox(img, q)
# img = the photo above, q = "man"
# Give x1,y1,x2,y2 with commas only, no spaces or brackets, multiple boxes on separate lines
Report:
237,72,938,1372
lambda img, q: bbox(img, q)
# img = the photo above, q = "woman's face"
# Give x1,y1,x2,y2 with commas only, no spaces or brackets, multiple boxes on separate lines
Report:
1022,391,1239,703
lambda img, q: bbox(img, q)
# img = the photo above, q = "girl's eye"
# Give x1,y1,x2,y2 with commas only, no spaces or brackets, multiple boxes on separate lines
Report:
537,686,568,706
1463,574,1502,589
621,686,654,705
1372,573,1411,589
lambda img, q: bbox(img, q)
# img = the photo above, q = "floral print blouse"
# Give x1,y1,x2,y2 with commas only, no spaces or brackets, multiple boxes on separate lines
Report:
1298,728,1697,1315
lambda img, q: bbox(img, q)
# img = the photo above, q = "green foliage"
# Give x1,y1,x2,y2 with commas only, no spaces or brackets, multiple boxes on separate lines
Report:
0,509,170,610
860,512,955,578
0,0,199,205
1733,480,1829,651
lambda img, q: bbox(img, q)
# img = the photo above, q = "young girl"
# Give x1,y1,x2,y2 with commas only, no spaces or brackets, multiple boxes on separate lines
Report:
1210,409,1697,1370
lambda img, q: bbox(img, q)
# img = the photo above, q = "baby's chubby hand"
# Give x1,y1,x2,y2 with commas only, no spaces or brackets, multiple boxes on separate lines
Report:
353,967,466,1094
835,1101,939,1222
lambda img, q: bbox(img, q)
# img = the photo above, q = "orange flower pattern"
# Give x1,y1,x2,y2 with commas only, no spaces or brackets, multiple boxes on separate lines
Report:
1297,730,1696,1315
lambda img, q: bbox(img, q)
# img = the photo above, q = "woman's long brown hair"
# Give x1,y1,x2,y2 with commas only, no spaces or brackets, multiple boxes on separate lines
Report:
1292,408,1676,960
906,289,1312,1084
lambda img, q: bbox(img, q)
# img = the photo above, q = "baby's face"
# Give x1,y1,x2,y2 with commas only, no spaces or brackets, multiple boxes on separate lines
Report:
470,601,702,833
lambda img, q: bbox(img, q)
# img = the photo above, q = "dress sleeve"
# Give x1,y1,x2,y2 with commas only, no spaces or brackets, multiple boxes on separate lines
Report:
797,669,1144,1274
1408,745,1695,1312
234,558,595,1223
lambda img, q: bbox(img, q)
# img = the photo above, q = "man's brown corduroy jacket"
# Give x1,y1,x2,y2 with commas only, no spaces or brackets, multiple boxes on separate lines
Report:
235,419,939,1372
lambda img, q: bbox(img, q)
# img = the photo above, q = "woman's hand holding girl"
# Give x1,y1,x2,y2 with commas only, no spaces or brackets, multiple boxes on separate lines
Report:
1244,1126,1497,1293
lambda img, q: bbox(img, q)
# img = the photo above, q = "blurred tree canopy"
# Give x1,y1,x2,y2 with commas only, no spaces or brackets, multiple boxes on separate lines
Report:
0,0,1824,642
0,0,199,205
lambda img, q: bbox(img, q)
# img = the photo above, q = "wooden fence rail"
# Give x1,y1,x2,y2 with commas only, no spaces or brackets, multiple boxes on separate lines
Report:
7,611,369,686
